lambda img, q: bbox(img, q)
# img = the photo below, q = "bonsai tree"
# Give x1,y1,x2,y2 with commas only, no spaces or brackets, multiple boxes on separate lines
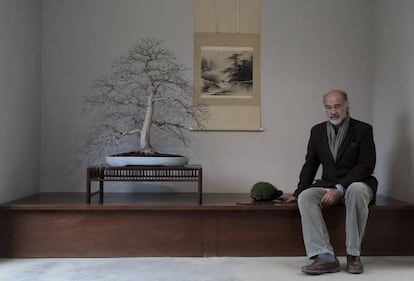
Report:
82,38,208,164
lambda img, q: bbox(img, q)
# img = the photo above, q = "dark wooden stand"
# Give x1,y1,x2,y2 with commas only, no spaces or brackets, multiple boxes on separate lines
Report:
86,165,203,204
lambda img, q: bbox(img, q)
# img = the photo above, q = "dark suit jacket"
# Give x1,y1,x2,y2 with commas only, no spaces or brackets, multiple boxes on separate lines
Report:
293,118,378,201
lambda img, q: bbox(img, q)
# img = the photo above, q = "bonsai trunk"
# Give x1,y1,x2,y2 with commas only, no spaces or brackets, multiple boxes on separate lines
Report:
139,86,156,155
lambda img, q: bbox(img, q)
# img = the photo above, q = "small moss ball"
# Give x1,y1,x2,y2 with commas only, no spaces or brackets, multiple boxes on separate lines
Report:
250,181,283,201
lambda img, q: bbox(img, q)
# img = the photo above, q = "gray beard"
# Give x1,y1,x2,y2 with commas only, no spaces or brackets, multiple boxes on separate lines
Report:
328,118,342,126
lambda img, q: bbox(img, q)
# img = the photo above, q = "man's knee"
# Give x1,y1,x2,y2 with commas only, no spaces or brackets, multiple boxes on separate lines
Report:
297,188,310,203
297,188,321,209
345,182,372,203
297,190,309,210
346,182,365,194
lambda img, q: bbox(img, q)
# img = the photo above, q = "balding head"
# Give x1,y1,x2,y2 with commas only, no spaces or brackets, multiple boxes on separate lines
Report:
323,90,349,106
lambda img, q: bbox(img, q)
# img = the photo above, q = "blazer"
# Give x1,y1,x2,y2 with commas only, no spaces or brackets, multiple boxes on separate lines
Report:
293,118,378,201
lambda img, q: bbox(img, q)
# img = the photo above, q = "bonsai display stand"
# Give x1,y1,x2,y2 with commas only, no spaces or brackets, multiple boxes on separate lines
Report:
86,165,202,204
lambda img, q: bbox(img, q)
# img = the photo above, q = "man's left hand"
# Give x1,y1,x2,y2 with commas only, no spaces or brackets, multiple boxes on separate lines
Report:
321,188,342,206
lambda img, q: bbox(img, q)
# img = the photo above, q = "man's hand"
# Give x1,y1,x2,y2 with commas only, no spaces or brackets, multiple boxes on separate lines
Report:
281,193,297,203
321,188,342,206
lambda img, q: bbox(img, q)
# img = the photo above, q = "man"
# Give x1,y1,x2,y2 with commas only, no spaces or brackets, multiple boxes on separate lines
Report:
282,90,377,275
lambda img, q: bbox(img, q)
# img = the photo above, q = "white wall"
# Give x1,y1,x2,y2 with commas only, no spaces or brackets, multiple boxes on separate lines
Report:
372,0,414,203
40,0,375,195
0,0,41,203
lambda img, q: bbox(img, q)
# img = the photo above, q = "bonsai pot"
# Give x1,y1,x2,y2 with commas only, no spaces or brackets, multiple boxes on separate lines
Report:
106,152,189,167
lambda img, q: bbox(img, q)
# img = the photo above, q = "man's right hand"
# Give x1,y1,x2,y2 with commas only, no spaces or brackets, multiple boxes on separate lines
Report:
281,193,297,203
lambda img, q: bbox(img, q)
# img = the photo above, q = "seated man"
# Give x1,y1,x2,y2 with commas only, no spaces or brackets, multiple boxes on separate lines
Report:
282,90,377,275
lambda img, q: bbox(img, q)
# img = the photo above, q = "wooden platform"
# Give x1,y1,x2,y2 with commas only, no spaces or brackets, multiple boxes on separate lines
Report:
1,193,413,257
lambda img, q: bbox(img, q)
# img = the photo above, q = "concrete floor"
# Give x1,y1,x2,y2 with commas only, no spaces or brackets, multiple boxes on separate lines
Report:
0,256,413,281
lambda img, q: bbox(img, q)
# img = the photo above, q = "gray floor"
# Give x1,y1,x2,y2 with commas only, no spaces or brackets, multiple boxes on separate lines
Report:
0,256,413,281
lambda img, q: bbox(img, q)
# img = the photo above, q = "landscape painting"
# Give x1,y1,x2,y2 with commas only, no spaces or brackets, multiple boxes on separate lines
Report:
200,46,253,99
193,33,261,130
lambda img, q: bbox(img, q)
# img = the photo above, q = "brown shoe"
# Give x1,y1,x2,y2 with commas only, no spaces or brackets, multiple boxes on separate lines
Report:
346,255,364,274
301,256,340,275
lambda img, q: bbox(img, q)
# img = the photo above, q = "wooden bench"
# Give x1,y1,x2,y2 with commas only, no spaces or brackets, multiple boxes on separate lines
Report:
0,193,413,257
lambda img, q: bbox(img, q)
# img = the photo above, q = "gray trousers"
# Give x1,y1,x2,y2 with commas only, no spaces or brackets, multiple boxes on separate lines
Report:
297,182,373,258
